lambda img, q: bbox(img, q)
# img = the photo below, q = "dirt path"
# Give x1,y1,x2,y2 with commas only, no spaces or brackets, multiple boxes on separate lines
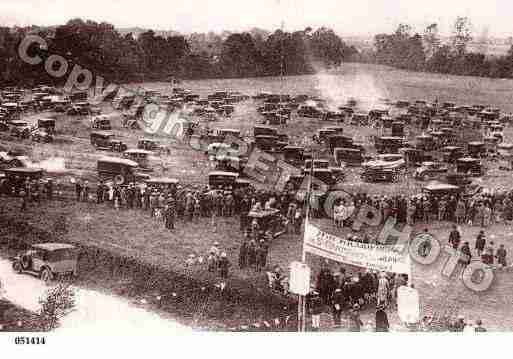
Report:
0,259,191,333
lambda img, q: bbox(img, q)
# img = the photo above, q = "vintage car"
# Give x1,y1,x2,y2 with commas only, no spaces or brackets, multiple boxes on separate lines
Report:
362,154,406,171
145,177,179,192
297,104,325,118
208,171,252,190
37,118,56,134
398,148,431,167
10,120,33,139
137,138,168,153
91,115,112,130
11,243,78,282
467,141,486,158
327,134,355,153
67,102,90,116
253,125,278,137
334,147,366,166
351,113,369,126
304,159,330,170
415,134,436,151
0,151,29,168
282,146,305,167
414,161,449,181
90,132,127,152
247,208,287,239
361,154,406,183
374,136,405,154
422,181,461,199
31,129,53,143
254,135,286,153
441,146,465,163
97,156,148,184
123,149,153,170
456,157,484,177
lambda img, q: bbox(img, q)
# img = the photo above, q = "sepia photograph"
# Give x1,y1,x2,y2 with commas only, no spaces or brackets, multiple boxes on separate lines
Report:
0,0,512,351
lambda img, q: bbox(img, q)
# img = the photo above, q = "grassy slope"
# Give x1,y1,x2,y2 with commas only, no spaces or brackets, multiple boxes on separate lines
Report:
2,63,513,329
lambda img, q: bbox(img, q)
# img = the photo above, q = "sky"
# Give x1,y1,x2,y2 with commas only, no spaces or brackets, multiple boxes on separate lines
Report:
0,0,512,38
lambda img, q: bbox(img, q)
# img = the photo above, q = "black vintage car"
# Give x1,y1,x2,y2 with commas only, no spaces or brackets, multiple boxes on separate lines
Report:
334,147,366,166
97,156,147,184
90,132,127,152
282,146,305,167
441,146,465,163
375,136,405,154
456,157,484,177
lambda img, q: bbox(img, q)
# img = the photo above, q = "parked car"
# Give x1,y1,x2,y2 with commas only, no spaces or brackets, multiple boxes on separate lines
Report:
90,131,127,152
10,120,33,139
97,156,148,184
37,118,56,134
91,115,112,130
11,243,78,282
456,157,484,176
414,161,449,181
123,149,153,170
31,129,53,143
334,147,366,166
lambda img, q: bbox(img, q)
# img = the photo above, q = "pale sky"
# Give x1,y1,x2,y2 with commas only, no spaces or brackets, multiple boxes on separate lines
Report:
1,0,512,38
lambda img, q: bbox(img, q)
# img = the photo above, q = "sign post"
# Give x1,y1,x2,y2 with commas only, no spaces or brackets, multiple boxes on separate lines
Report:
290,261,311,332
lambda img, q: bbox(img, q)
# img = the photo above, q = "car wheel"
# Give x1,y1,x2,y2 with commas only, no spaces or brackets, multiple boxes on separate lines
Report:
40,268,53,283
13,261,23,274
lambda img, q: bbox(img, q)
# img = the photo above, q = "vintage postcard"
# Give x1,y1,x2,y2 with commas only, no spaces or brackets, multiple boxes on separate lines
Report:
0,0,511,352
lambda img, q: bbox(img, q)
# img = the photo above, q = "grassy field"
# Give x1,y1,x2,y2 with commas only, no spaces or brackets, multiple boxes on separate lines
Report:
3,62,513,330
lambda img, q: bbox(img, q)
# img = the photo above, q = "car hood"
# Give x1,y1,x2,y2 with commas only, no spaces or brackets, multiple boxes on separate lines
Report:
362,159,404,168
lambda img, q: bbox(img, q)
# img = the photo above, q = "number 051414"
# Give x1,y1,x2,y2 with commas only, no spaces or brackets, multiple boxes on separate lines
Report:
14,337,46,345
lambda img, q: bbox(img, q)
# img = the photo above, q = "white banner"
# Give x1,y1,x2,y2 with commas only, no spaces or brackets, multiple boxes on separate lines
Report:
303,221,411,274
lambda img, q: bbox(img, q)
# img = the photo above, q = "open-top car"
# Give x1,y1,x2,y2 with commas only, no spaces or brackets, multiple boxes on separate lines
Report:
247,208,287,239
11,243,78,282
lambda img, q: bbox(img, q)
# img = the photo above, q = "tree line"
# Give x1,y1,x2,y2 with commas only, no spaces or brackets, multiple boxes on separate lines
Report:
0,18,358,86
365,17,513,78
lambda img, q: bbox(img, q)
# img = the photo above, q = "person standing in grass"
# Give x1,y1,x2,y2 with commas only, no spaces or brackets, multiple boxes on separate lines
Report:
496,244,507,268
218,252,231,279
475,230,486,257
448,225,461,250
238,237,249,269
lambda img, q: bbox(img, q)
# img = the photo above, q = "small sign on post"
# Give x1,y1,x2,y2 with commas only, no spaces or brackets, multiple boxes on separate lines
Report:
397,285,420,324
289,261,311,296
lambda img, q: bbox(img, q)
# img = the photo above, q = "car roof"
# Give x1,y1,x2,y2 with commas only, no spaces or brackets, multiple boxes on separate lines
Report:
145,177,179,184
124,149,152,154
91,131,114,136
32,243,76,251
4,167,43,174
98,156,138,167
209,171,239,177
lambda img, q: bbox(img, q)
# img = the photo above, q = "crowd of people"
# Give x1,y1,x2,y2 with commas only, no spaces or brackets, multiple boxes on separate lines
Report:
3,163,511,331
